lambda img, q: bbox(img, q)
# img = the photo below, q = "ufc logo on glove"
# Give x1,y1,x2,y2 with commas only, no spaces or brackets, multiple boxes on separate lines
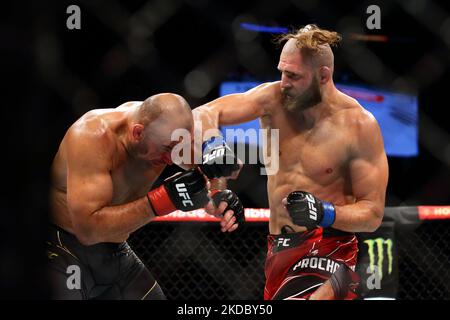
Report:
202,147,225,164
175,183,194,207
306,194,318,221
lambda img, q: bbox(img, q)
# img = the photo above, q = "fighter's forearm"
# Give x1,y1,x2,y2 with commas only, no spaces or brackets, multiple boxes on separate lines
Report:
189,108,222,170
193,107,222,141
210,178,227,190
332,200,384,233
80,196,155,245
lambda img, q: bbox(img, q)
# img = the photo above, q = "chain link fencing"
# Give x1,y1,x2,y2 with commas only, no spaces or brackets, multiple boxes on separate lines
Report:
128,210,450,300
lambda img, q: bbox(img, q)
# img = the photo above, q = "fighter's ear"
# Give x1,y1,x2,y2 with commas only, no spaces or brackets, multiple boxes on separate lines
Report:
132,124,145,141
319,66,331,84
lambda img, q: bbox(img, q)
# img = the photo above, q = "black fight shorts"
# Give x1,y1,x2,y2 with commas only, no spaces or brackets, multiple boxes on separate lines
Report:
46,224,165,300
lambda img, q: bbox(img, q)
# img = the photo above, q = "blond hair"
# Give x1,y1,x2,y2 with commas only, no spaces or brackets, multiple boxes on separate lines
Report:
277,24,341,70
276,24,341,51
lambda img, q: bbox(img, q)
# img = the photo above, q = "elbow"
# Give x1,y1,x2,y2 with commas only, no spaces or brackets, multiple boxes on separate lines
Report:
76,234,99,246
72,223,102,246
195,105,221,125
365,205,384,232
68,205,106,245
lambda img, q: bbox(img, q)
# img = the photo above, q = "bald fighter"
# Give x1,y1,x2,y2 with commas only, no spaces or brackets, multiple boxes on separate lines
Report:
194,25,388,300
48,93,244,299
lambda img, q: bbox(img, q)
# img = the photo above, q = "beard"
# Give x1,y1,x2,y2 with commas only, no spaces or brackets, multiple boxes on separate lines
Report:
283,76,322,113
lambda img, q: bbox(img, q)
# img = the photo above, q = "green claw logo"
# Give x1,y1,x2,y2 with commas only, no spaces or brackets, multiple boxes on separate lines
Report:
364,238,393,280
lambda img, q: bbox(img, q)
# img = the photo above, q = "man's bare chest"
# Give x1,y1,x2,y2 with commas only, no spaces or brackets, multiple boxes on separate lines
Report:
261,113,350,184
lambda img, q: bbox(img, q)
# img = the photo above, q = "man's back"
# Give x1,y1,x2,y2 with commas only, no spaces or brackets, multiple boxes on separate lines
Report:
49,103,164,238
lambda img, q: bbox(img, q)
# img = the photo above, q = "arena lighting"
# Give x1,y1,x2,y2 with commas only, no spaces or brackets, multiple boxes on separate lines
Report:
136,205,450,299
348,33,389,42
153,206,450,222
240,23,288,34
219,81,419,157
240,23,414,44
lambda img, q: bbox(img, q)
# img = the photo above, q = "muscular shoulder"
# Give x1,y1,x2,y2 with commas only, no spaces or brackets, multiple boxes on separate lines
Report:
335,95,384,158
65,111,116,161
333,93,377,129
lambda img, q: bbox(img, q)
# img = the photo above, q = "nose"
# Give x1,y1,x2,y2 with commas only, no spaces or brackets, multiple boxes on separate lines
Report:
280,74,291,90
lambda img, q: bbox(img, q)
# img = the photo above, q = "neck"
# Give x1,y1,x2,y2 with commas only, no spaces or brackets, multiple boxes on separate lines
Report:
116,111,137,160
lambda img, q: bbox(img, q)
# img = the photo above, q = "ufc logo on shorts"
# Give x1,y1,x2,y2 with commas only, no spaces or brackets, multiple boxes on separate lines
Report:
306,194,317,221
175,183,194,207
276,238,290,247
203,147,225,164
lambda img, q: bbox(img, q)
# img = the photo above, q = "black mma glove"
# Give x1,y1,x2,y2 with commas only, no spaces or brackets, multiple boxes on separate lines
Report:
147,169,209,216
210,189,245,225
199,136,240,179
285,191,336,230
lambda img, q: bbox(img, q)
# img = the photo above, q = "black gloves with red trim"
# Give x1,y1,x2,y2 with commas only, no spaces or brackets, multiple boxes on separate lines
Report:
147,169,209,216
147,169,245,225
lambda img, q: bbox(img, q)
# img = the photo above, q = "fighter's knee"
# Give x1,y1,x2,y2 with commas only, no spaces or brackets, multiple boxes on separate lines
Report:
308,281,335,300
329,264,360,300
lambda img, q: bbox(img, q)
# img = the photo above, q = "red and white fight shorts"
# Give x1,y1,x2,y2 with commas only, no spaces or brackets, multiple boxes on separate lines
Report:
264,228,358,300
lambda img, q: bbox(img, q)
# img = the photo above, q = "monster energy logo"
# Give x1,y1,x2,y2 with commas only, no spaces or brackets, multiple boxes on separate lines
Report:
364,238,393,280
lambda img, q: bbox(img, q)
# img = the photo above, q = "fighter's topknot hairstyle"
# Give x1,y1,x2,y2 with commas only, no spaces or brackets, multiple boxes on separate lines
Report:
276,24,341,51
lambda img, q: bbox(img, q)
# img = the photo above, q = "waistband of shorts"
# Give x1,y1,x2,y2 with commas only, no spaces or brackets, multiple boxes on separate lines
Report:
267,228,355,248
268,229,316,242
47,223,127,254
323,227,355,238
269,227,354,238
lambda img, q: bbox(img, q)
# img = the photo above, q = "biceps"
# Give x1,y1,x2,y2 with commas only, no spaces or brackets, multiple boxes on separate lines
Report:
350,155,388,204
218,95,261,125
67,170,113,219
196,94,261,127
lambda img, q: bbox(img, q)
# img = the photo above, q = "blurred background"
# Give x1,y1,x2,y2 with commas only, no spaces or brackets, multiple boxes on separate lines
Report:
2,0,449,299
